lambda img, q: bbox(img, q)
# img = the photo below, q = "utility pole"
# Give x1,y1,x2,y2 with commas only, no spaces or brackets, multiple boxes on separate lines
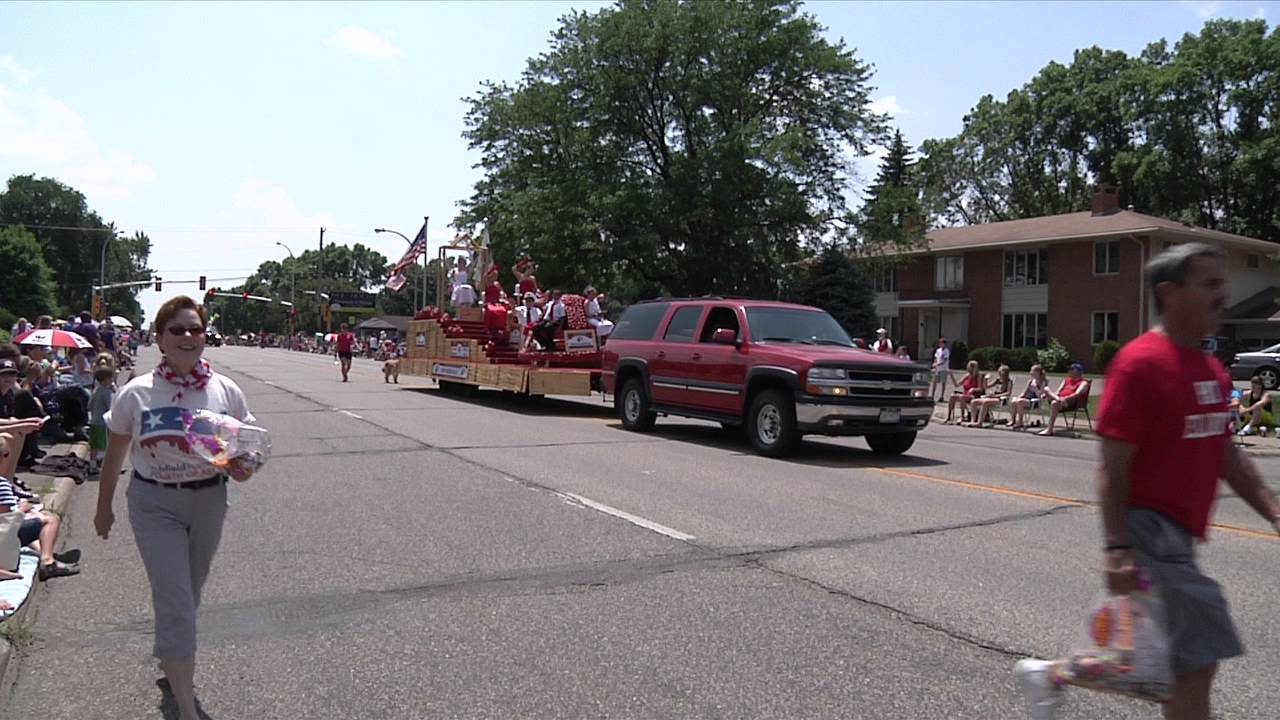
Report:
319,227,326,278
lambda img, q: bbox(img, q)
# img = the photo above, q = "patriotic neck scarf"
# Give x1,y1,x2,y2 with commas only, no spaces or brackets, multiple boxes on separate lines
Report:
154,358,213,403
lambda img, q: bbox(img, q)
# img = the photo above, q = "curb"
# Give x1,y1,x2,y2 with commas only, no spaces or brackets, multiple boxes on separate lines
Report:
0,441,88,709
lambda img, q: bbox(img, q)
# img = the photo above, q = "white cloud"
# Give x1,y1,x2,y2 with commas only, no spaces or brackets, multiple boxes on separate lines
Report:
1255,7,1267,18
1199,2,1220,17
323,25,403,63
0,84,156,201
0,55,35,84
233,175,339,229
869,95,909,118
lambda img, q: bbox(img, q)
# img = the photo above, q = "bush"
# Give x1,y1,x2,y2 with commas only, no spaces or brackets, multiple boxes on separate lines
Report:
1011,347,1040,371
1094,340,1121,373
1038,337,1072,373
968,346,1005,370
949,340,968,369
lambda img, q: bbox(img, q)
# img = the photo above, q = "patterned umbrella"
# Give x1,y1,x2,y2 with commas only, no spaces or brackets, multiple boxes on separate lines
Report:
12,328,93,350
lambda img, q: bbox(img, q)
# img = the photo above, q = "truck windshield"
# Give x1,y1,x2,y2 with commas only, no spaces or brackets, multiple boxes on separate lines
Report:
746,308,854,348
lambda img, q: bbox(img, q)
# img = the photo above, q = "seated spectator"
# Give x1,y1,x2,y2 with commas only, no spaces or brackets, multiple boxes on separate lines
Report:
1037,362,1091,436
945,360,986,424
1237,377,1274,436
0,469,79,581
1009,364,1048,430
11,317,29,339
870,328,893,353
895,345,911,360
0,359,46,469
584,287,614,340
532,289,567,352
966,365,1013,427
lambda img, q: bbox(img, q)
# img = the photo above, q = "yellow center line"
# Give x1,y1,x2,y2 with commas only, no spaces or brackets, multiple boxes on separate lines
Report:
870,467,1277,542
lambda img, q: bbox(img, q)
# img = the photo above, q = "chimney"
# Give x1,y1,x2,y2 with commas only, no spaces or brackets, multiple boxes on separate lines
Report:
1091,184,1120,216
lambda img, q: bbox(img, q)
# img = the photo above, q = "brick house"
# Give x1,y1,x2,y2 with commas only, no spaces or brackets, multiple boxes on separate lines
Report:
873,188,1280,369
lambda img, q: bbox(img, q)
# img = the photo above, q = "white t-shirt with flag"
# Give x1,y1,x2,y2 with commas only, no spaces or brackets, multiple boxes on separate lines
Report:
104,371,255,484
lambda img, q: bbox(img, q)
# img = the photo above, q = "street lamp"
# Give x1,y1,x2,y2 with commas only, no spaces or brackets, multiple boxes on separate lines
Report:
374,227,418,308
276,242,296,338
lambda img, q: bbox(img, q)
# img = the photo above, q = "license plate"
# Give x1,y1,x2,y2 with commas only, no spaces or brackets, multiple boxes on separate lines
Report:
878,408,901,424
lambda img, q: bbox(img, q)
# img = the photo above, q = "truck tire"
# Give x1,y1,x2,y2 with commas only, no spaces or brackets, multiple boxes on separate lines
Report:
866,431,917,456
619,379,656,431
747,389,799,457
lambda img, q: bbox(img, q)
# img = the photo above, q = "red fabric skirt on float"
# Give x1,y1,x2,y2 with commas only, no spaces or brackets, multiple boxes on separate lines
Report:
484,303,508,332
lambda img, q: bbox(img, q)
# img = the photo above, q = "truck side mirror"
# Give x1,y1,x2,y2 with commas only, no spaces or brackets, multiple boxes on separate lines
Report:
712,328,738,346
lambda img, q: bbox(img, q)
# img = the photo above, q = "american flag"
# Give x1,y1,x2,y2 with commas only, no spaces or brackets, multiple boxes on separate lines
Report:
386,219,429,291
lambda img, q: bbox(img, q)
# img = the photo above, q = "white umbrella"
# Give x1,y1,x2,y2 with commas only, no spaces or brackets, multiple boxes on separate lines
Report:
109,315,134,329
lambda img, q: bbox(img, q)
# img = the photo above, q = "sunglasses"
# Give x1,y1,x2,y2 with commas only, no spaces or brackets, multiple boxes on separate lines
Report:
166,326,206,337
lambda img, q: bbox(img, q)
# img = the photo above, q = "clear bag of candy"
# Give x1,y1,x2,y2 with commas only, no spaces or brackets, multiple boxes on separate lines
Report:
180,409,271,481
1057,578,1173,703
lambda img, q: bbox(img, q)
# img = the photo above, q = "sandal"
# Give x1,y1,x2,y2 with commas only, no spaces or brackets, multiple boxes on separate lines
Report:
54,549,80,564
38,560,80,581
1036,429,1055,437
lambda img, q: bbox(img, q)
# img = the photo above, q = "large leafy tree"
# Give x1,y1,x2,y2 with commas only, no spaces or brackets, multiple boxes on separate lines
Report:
456,0,888,298
918,19,1280,243
0,225,58,322
0,175,153,319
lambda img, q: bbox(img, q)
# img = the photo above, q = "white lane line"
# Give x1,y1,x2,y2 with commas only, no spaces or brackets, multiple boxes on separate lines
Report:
336,409,364,420
557,491,696,542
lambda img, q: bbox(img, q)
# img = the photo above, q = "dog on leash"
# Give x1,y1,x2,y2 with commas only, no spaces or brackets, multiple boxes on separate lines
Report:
383,357,400,384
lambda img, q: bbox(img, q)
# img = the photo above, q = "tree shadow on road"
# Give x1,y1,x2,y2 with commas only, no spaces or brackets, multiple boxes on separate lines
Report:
604,422,949,470
157,679,216,720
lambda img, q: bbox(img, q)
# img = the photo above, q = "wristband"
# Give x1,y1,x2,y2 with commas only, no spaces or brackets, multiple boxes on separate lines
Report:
1104,543,1132,552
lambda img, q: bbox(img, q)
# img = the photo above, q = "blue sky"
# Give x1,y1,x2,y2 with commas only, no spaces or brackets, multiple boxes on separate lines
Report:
1,0,1275,323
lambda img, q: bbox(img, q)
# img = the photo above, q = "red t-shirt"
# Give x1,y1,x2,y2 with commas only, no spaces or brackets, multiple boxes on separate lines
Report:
961,373,982,396
1096,331,1232,538
336,332,355,353
1059,375,1085,398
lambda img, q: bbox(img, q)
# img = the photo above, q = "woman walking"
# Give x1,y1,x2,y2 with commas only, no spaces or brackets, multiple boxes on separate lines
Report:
95,296,256,720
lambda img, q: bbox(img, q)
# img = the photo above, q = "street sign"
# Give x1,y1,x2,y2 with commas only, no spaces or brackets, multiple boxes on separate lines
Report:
326,291,377,315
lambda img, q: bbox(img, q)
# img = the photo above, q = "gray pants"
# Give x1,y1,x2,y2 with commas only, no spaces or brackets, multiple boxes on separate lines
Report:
127,479,228,658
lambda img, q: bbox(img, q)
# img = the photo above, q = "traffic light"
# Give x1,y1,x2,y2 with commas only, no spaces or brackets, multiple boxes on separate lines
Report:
154,277,162,292
199,275,207,291
204,288,215,300
242,292,249,300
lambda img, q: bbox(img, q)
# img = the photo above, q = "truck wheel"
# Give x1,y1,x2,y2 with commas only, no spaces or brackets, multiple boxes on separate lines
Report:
866,431,917,456
619,379,656,431
747,389,799,457
1256,367,1279,390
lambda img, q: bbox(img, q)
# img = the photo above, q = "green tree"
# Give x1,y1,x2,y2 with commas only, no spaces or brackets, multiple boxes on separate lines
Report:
857,130,927,262
0,175,153,318
456,0,888,298
0,225,57,321
783,245,876,339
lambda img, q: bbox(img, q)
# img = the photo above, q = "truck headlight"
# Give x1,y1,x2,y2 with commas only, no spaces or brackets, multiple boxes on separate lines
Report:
913,371,930,385
807,367,845,382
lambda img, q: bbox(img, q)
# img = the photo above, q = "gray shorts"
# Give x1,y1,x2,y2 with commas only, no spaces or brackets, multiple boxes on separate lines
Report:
1127,509,1244,675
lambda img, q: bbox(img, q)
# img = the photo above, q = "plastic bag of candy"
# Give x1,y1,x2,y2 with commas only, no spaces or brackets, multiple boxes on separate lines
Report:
180,409,271,481
1057,577,1172,703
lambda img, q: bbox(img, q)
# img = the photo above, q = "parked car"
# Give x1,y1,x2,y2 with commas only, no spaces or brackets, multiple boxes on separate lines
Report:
1230,344,1280,389
602,298,932,458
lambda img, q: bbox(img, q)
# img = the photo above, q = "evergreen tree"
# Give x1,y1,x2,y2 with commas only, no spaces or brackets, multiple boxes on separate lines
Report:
785,245,876,339
858,130,926,259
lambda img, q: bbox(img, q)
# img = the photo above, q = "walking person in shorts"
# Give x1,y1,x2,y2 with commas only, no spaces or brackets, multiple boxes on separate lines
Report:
335,322,356,382
929,337,951,402
1016,243,1280,719
94,296,258,720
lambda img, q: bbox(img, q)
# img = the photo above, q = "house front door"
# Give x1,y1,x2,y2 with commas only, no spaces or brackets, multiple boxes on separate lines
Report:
920,313,940,360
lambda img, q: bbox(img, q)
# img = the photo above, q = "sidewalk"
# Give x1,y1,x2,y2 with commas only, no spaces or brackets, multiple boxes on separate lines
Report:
0,441,86,708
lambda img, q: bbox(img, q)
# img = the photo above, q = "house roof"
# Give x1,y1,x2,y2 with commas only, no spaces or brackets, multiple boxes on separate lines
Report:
923,210,1276,254
1225,287,1280,323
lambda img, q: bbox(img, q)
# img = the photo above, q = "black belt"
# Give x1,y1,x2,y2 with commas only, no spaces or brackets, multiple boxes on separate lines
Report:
133,471,226,490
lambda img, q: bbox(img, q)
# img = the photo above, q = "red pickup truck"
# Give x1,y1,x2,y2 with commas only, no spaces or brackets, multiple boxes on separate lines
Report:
602,298,933,457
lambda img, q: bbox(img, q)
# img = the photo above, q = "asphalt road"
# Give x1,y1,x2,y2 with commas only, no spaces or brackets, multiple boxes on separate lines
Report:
7,346,1280,719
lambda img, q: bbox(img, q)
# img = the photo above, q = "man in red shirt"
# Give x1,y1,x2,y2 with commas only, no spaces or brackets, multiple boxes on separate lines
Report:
1016,243,1280,719
1036,363,1091,437
335,323,356,382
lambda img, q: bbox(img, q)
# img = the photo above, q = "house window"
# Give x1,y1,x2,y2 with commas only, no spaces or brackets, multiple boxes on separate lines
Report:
877,315,900,342
1002,313,1048,349
1092,311,1119,344
1003,249,1048,287
1248,254,1260,269
1094,241,1120,274
872,266,898,293
935,256,963,290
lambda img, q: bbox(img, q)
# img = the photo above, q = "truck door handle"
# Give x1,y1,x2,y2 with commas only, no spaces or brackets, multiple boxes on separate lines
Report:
657,351,666,358
691,353,702,360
